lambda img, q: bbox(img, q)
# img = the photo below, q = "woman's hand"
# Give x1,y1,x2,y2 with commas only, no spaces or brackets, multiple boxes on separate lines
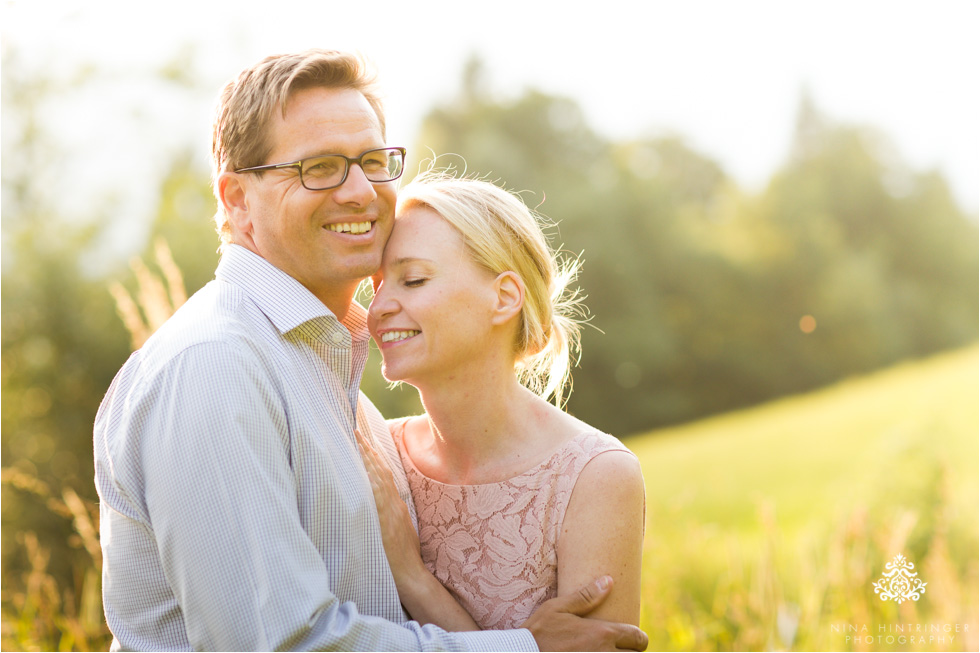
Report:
355,429,426,586
355,428,481,631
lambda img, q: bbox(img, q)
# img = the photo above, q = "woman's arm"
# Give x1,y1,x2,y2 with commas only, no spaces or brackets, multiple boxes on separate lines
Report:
556,449,645,625
355,430,481,631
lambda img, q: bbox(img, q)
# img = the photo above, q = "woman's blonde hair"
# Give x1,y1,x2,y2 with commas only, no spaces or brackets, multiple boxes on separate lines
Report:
396,169,587,407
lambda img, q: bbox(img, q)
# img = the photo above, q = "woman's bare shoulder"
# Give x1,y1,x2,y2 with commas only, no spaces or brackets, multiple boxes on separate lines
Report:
556,431,644,624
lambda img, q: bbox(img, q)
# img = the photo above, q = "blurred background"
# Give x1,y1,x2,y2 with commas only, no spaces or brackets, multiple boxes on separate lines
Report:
2,1,977,650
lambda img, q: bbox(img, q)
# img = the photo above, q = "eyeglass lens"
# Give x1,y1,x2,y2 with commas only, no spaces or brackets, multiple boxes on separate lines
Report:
301,148,404,190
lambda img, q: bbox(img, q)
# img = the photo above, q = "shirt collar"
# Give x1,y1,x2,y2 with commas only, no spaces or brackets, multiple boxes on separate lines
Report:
215,244,370,342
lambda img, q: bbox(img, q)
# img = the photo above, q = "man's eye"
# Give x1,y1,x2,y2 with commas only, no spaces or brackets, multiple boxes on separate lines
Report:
361,155,387,171
305,158,342,177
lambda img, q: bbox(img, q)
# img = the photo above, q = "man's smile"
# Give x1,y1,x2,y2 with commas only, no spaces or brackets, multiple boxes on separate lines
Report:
325,220,373,234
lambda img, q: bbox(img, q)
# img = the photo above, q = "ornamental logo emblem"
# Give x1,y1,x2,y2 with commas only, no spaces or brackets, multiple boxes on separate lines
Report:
873,554,927,603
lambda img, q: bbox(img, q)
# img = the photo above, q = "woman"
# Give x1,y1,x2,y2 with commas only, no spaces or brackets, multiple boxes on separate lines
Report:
358,170,645,631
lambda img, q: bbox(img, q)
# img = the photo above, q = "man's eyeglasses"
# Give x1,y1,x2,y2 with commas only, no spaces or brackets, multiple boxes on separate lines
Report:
235,147,406,191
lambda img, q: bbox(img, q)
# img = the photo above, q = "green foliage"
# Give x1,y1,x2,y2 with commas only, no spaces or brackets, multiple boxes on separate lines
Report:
412,64,979,436
148,151,222,293
1,48,216,650
2,52,123,650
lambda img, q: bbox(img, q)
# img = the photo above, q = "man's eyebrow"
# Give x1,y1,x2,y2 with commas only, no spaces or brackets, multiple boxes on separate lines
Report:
296,145,387,161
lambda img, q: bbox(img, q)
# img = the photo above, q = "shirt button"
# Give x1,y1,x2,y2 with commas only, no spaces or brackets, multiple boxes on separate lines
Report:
330,331,344,344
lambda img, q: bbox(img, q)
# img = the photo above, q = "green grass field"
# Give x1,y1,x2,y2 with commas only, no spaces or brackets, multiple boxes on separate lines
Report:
628,345,979,651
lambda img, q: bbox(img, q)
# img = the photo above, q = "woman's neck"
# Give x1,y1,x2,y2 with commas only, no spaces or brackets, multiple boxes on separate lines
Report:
412,371,552,484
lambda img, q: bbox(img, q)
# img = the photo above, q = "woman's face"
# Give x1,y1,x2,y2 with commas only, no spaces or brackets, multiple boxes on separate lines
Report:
368,205,499,385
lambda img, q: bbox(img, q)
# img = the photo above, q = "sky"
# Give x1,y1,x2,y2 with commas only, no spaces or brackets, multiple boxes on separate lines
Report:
3,0,978,249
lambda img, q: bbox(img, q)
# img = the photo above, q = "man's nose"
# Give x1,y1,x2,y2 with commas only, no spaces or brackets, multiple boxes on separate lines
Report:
333,163,377,205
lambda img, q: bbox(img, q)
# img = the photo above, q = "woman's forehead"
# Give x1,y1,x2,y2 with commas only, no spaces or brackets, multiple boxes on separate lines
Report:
388,206,460,252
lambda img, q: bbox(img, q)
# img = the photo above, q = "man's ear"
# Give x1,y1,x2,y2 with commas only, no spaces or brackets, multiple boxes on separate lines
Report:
217,171,251,235
491,271,525,326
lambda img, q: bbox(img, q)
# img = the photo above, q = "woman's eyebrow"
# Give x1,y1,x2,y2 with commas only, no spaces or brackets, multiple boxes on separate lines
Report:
391,256,435,267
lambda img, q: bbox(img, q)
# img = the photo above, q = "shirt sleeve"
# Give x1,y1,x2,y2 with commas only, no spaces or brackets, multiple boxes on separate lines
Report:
134,342,537,652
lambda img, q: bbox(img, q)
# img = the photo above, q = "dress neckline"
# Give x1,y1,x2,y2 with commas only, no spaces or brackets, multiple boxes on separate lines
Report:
390,417,601,488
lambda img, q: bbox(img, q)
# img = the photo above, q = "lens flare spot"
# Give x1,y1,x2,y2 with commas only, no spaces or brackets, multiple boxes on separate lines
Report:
615,361,643,389
799,315,817,334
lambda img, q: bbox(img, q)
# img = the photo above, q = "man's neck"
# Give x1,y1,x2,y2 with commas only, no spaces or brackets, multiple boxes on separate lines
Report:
228,239,360,322
314,286,356,323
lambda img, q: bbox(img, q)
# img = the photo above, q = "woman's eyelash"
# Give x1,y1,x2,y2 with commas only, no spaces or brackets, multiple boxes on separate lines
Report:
404,278,427,287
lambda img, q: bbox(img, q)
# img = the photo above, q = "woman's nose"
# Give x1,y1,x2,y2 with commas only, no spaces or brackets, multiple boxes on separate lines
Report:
368,284,399,320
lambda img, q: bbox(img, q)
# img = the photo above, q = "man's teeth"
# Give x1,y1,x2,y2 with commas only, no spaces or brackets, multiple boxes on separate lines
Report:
381,330,420,343
327,221,372,234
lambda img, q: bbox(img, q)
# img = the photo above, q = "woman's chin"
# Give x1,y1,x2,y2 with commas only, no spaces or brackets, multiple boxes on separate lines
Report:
381,365,428,393
380,363,408,385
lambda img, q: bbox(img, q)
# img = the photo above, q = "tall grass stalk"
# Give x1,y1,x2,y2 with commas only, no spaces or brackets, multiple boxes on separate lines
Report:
1,470,111,651
107,238,186,350
2,243,184,651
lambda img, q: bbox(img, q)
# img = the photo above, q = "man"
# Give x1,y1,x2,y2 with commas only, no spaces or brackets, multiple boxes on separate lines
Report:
94,49,648,651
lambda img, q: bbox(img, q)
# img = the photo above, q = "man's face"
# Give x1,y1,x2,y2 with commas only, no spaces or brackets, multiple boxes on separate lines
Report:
233,86,395,311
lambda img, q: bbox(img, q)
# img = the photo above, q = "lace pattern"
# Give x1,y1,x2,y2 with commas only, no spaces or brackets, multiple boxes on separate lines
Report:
390,420,631,630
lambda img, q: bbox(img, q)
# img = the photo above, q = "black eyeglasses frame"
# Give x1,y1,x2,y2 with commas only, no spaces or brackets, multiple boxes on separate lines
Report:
234,146,407,191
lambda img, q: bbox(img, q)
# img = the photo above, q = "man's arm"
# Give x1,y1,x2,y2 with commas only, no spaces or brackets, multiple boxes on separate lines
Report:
134,342,534,651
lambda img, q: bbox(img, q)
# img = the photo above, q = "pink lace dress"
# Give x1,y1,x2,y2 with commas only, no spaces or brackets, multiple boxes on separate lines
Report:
389,418,633,630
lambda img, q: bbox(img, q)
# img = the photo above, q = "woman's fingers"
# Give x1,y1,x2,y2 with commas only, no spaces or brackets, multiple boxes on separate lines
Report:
353,428,425,587
355,429,398,500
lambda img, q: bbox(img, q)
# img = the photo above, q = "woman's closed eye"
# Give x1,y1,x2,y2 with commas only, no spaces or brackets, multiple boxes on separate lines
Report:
404,277,428,288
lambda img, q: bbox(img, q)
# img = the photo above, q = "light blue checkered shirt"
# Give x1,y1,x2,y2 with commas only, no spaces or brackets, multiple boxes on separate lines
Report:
94,244,536,651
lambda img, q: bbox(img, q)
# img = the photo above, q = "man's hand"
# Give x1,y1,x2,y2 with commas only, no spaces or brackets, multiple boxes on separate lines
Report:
521,576,648,651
